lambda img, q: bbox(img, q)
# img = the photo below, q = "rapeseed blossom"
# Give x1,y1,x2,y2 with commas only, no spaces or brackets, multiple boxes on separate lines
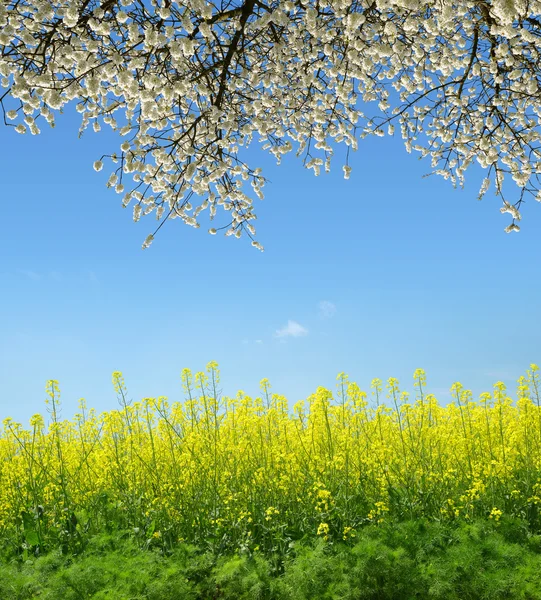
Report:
1,362,541,556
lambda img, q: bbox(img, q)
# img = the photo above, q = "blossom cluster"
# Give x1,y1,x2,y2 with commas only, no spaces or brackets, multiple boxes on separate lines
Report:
1,0,540,249
1,361,541,555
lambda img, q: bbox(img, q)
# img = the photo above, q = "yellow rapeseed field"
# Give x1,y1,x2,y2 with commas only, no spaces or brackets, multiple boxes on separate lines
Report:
2,362,541,556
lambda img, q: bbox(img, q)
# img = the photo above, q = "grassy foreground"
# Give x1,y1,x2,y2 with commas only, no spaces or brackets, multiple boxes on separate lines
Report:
2,516,541,599
3,362,541,597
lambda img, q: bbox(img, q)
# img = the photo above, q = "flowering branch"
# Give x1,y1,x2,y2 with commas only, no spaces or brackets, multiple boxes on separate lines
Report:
1,0,540,251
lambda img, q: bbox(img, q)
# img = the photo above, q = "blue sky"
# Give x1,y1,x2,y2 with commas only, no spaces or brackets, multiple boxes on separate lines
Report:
1,102,540,427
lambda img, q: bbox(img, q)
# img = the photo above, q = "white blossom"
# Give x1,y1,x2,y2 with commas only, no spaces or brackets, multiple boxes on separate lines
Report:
142,234,154,249
500,200,521,221
116,11,128,24
0,0,539,250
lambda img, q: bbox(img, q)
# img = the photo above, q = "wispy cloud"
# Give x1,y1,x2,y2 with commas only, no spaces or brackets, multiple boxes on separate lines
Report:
49,271,62,282
274,320,308,339
255,339,263,344
428,386,451,395
483,369,516,381
318,300,336,318
18,269,41,281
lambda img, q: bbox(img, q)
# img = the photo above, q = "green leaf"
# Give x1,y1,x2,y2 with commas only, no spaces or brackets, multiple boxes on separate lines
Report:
24,528,39,546
21,510,40,546
21,510,34,531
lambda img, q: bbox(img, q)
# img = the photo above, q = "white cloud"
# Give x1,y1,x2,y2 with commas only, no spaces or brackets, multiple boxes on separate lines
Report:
18,269,41,281
255,339,263,344
483,369,516,381
318,300,336,318
426,387,453,401
274,320,308,339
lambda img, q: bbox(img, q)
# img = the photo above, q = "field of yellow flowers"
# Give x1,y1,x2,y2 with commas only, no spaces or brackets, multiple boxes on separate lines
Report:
2,362,541,562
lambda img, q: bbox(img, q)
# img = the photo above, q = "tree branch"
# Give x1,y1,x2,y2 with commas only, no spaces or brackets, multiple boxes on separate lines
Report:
214,0,256,109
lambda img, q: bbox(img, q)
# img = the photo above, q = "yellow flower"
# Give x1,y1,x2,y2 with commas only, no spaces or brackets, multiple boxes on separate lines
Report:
489,507,502,521
264,506,279,521
413,369,427,387
317,522,329,536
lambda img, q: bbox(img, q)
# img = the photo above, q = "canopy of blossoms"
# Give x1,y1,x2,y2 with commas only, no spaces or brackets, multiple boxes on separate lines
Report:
1,0,540,250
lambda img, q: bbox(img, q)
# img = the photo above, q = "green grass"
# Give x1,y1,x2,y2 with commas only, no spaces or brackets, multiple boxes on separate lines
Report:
2,516,541,599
